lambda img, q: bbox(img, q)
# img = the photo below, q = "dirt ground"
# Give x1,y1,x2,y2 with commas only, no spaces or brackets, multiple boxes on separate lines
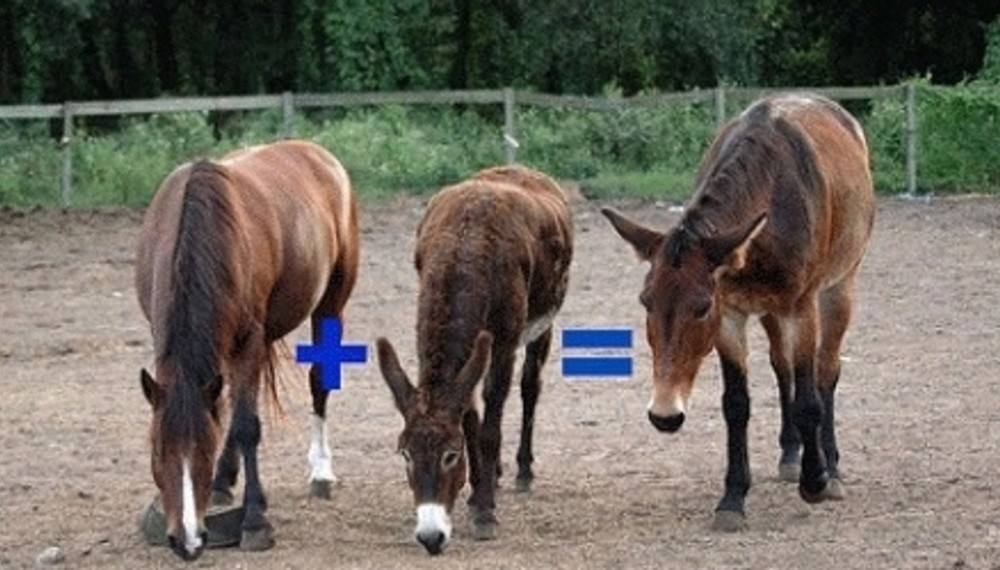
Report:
1,194,999,569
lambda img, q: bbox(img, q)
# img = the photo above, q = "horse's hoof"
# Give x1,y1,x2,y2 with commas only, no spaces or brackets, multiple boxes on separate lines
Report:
514,476,532,493
712,510,747,532
240,527,275,551
210,489,234,507
824,478,846,501
778,462,800,483
309,479,332,500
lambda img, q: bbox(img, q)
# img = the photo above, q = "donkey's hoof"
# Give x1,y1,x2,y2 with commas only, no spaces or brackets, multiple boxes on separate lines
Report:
469,508,498,541
210,489,234,507
309,479,333,500
515,476,533,493
240,527,275,551
778,462,800,483
712,510,747,532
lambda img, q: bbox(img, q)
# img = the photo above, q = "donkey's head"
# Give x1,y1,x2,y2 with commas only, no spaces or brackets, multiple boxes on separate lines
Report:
375,331,492,555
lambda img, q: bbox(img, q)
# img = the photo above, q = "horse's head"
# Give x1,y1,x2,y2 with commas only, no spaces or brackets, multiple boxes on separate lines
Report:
602,208,766,432
374,331,492,555
140,367,222,560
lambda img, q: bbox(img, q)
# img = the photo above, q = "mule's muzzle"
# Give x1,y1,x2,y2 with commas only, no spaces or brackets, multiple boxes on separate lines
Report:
648,411,685,433
167,533,207,561
416,530,446,556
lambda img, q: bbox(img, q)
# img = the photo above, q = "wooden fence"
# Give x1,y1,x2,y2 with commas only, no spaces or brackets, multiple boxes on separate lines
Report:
0,85,915,206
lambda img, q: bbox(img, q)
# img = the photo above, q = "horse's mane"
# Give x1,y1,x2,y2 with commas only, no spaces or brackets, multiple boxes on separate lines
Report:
160,161,239,451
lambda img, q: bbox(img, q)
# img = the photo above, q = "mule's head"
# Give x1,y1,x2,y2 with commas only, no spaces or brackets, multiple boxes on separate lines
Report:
601,208,766,433
375,331,492,555
140,367,222,561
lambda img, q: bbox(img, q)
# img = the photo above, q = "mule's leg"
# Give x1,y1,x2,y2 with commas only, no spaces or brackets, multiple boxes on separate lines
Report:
712,312,753,532
231,391,274,550
761,314,801,483
210,427,240,505
782,299,837,504
814,279,856,500
515,327,551,493
468,345,515,540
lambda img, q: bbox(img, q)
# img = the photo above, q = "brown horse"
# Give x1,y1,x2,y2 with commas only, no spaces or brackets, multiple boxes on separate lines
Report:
376,165,573,555
134,140,359,560
603,93,875,531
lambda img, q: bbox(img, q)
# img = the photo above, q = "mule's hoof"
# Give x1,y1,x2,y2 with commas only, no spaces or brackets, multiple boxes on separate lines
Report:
515,476,533,493
309,479,332,500
240,527,275,551
210,489,234,507
778,462,800,483
799,476,832,504
712,510,747,532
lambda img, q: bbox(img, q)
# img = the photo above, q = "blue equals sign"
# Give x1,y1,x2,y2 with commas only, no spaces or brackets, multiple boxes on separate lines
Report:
561,328,633,380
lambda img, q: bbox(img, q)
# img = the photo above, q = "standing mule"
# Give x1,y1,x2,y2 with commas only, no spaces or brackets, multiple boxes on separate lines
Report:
135,140,359,560
376,165,573,555
603,93,875,531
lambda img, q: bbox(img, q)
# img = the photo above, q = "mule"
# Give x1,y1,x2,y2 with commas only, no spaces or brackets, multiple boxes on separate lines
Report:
376,165,573,555
602,93,875,531
135,140,360,560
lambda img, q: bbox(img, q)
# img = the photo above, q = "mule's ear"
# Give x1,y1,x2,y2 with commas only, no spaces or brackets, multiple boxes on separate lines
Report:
140,368,163,408
376,337,416,413
446,330,493,415
704,213,768,270
601,207,665,261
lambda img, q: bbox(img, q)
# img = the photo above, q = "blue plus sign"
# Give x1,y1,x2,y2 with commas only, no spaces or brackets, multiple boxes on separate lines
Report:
295,318,368,391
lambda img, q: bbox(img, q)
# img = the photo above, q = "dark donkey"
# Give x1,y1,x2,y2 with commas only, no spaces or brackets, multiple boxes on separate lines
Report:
603,93,875,531
135,140,359,559
376,165,573,554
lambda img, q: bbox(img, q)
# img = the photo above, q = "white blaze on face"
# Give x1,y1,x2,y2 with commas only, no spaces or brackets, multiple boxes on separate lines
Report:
181,458,203,556
415,503,452,545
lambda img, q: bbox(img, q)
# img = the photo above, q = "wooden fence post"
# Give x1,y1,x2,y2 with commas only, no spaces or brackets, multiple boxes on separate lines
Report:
282,91,295,138
905,82,918,196
714,86,727,128
503,87,518,164
60,103,74,207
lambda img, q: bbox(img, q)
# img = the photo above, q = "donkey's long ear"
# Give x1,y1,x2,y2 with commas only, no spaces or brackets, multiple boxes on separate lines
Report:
140,368,164,409
601,207,665,261
703,213,768,270
376,337,416,413
445,331,493,415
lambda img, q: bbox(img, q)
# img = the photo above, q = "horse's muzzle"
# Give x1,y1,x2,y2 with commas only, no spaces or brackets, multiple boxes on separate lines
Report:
416,530,446,556
648,411,685,433
167,533,206,561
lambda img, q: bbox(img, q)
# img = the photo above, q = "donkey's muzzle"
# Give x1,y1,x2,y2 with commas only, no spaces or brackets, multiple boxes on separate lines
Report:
417,530,446,556
648,411,685,433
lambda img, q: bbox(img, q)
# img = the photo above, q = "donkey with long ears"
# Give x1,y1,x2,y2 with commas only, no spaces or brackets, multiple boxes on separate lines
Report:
135,140,359,560
603,93,875,531
376,165,573,555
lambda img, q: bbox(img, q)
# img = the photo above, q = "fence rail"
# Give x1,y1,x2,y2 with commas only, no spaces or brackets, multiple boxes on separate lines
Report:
0,85,916,206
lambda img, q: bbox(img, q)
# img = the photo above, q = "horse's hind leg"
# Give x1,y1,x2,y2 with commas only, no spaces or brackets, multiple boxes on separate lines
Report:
515,327,551,493
761,314,801,483
814,279,856,500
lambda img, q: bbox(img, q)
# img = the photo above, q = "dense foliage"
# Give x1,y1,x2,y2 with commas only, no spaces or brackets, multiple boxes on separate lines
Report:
2,1,999,104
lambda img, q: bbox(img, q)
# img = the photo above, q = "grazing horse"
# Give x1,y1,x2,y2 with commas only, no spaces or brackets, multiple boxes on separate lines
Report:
376,165,573,555
603,93,875,531
135,140,359,560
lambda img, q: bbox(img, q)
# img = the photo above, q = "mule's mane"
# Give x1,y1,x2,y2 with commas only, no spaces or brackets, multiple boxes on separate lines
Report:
160,161,238,450
676,100,819,258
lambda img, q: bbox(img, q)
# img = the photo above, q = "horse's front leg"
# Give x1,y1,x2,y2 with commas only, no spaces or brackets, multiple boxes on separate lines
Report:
761,314,801,483
210,426,240,506
467,348,515,540
713,312,752,532
231,390,274,550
